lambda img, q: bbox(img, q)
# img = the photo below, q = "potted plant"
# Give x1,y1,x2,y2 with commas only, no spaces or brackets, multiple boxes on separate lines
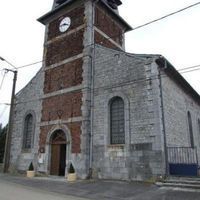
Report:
67,163,76,182
27,162,35,178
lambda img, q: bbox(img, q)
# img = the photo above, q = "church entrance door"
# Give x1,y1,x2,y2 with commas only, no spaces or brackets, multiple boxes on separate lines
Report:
50,130,66,176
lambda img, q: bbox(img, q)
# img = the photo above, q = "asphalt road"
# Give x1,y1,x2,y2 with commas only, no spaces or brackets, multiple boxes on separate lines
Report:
0,179,88,200
1,174,200,200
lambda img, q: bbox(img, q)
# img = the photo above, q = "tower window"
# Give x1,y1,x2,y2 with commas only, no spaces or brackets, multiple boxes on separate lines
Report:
23,114,34,149
110,97,125,144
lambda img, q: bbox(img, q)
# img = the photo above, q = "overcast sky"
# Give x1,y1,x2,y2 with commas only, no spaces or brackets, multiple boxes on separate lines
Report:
0,0,199,126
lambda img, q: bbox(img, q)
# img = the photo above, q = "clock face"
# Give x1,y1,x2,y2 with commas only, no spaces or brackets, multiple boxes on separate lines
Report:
59,17,71,33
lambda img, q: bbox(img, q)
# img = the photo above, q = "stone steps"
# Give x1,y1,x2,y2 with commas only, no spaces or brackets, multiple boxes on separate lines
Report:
156,177,200,190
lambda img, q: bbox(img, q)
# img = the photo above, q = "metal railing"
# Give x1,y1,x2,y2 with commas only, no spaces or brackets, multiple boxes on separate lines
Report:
167,147,198,164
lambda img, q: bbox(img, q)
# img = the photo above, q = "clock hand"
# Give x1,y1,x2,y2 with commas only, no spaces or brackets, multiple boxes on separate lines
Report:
61,23,69,26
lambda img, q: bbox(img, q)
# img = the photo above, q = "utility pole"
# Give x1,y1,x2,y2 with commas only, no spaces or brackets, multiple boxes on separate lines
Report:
3,69,17,173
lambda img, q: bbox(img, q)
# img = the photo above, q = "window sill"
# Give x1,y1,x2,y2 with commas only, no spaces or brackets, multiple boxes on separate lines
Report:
107,144,125,149
21,149,32,154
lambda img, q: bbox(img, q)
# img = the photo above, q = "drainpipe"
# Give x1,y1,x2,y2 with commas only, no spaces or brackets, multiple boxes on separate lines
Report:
158,59,169,177
87,0,99,179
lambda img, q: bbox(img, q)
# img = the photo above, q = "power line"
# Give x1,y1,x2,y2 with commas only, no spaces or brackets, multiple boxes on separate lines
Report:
0,105,9,119
10,45,200,74
0,1,199,73
0,57,199,106
10,0,200,71
17,60,43,69
178,64,200,72
132,2,200,31
0,71,7,90
180,67,200,74
0,69,199,107
0,103,10,106
0,2,199,107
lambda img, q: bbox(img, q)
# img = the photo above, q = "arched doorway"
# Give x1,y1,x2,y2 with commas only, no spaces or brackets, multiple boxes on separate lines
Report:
50,129,67,176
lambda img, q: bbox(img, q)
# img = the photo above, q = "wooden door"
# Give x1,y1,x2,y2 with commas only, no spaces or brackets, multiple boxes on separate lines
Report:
59,144,66,176
50,130,67,176
50,144,60,175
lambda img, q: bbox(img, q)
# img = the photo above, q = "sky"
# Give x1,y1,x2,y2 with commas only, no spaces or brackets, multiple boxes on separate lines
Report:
0,0,199,126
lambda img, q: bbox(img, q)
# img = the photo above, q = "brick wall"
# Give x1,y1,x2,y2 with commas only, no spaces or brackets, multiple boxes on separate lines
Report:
94,31,120,50
41,3,85,160
41,91,82,122
44,59,83,94
45,30,84,66
39,122,81,153
47,6,85,41
95,6,123,46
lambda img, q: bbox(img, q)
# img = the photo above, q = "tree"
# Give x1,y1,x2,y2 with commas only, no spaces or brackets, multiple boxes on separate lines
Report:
0,125,7,163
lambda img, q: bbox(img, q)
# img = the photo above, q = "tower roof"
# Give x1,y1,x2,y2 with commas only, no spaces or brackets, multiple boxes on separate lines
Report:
38,0,132,32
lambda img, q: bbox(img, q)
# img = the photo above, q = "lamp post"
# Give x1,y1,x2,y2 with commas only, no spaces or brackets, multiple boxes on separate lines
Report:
0,57,18,173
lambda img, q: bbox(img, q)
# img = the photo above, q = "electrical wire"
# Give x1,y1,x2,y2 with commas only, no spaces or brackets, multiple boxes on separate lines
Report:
178,64,200,72
12,2,200,71
0,70,7,90
0,2,199,107
131,2,200,31
0,58,198,106
17,60,43,69
0,105,9,119
179,67,200,74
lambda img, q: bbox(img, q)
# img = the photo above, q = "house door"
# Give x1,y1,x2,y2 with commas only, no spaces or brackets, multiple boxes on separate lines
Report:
50,130,67,176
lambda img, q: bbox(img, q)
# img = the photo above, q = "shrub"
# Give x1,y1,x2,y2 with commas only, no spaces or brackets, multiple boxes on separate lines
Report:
28,162,34,171
68,163,75,173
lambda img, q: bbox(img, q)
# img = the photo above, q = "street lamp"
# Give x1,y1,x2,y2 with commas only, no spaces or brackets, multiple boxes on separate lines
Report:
0,56,18,173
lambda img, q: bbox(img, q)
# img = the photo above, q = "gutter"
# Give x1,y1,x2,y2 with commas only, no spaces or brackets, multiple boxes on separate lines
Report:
158,64,169,177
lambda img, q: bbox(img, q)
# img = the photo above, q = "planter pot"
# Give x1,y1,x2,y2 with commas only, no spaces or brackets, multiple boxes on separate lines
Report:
67,173,77,182
27,170,35,178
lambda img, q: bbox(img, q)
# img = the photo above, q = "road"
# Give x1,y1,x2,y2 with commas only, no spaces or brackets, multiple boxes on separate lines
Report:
0,179,88,200
1,174,200,200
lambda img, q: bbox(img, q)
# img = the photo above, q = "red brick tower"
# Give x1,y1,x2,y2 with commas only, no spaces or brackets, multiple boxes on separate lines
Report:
38,0,131,178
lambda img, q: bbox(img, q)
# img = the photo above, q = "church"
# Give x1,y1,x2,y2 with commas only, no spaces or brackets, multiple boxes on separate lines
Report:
9,0,200,180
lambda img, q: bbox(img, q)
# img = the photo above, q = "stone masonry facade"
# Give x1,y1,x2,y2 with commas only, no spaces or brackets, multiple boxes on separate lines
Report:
10,69,44,172
9,0,200,180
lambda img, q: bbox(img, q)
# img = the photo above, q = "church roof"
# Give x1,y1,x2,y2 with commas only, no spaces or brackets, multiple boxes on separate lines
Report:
38,0,132,32
156,56,200,105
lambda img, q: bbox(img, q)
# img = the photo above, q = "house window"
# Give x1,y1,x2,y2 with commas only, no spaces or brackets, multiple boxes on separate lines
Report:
187,111,194,148
110,97,125,144
23,114,34,149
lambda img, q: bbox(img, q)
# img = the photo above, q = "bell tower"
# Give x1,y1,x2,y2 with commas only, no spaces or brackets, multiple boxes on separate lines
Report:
37,0,131,178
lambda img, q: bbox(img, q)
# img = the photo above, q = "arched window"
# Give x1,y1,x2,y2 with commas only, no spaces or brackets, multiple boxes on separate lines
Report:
23,114,34,149
110,97,125,144
187,111,194,148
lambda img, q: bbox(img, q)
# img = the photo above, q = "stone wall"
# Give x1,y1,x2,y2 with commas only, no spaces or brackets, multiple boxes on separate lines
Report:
10,68,44,172
161,70,200,160
92,45,165,180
